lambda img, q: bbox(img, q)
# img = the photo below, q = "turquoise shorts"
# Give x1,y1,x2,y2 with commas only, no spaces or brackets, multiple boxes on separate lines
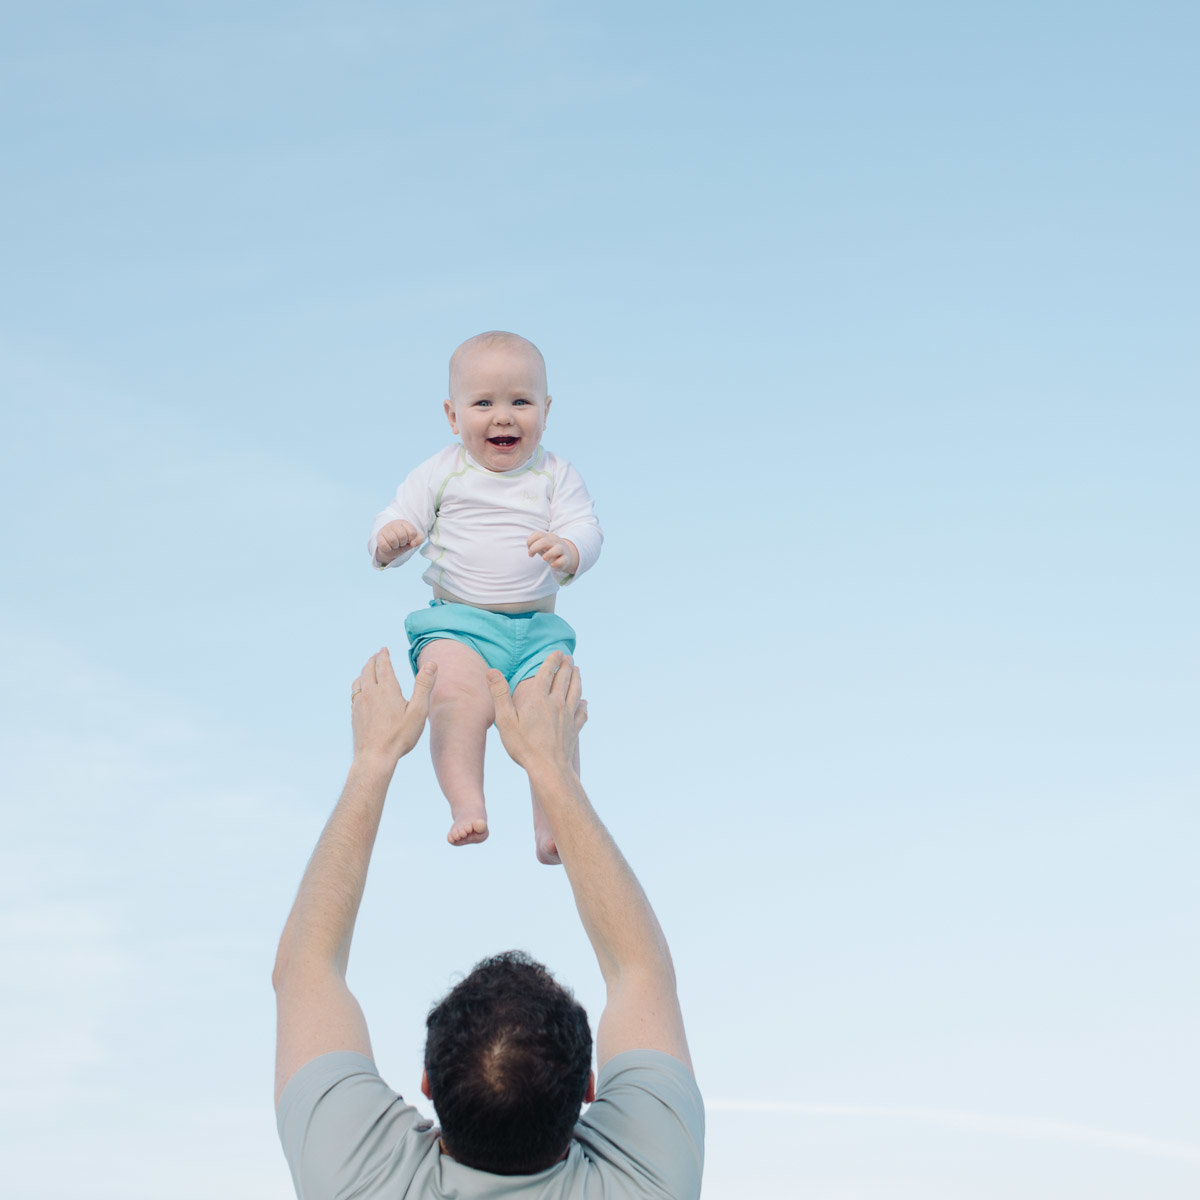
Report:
404,600,577,686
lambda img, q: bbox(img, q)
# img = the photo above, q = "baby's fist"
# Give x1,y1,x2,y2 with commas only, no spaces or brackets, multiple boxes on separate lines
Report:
377,519,423,565
527,531,579,575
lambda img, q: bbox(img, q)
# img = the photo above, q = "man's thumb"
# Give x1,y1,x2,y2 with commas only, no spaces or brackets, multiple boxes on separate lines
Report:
485,668,512,713
410,661,437,709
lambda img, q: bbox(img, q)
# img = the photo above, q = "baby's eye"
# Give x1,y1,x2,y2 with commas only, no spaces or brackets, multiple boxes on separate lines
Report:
474,399,492,407
513,398,530,406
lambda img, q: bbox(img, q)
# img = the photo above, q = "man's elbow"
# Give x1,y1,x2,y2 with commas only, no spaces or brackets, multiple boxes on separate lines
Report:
273,945,341,994
272,942,308,993
608,957,678,998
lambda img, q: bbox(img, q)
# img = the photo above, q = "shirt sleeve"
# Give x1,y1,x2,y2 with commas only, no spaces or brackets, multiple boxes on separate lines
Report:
368,455,441,570
276,1051,439,1200
548,461,603,586
573,1051,705,1200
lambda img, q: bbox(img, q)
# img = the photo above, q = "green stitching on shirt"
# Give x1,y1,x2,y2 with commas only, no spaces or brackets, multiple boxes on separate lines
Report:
426,448,473,585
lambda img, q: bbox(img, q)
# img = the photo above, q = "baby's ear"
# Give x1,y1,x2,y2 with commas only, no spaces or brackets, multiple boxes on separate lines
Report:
444,397,459,432
543,394,552,422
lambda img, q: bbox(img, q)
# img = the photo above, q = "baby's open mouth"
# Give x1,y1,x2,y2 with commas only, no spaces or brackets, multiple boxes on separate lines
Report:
488,436,518,446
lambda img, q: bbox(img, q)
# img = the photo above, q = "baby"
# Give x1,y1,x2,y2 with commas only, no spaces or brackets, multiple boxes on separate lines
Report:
369,331,603,863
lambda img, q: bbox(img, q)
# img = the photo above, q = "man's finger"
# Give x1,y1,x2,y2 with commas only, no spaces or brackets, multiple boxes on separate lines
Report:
410,660,437,704
548,654,573,697
565,664,582,710
534,651,565,693
486,667,513,714
399,662,437,738
487,669,522,743
374,646,397,684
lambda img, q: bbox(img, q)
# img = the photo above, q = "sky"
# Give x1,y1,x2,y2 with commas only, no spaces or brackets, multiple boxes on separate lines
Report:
1,2,1197,1197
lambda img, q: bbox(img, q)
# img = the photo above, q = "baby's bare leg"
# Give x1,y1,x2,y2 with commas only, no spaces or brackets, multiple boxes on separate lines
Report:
419,639,495,847
513,672,580,866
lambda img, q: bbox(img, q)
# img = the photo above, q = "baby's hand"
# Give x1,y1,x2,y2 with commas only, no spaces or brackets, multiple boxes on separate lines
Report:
376,519,423,565
527,531,579,575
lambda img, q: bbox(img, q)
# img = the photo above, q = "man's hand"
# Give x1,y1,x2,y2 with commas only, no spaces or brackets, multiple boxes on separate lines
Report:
376,519,424,565
351,648,436,766
488,651,586,772
527,531,579,575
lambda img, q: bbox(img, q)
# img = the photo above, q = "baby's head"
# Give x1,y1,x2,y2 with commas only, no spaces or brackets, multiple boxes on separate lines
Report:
445,331,551,473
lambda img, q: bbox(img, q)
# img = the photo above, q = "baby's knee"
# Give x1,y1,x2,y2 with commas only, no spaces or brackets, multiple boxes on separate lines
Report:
430,674,496,720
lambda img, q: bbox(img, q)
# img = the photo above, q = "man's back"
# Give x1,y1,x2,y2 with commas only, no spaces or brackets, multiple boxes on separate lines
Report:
278,1048,702,1199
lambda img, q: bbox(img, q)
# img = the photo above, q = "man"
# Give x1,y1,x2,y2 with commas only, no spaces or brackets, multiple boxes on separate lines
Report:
273,648,704,1198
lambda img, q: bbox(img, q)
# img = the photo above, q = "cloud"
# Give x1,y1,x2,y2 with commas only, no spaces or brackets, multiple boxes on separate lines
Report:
707,1098,1200,1162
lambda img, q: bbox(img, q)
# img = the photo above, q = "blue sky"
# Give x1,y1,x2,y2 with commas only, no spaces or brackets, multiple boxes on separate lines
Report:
2,3,1197,1197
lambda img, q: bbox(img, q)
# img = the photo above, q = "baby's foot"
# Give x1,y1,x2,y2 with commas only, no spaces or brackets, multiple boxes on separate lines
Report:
448,811,489,847
535,835,561,866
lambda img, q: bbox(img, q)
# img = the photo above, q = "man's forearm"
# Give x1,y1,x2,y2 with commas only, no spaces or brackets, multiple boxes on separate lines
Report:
527,761,674,987
273,754,396,982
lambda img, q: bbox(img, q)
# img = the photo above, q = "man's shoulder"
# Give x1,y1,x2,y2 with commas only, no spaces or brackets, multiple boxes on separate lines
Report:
591,1049,701,1109
277,1052,442,1198
571,1051,704,1196
276,1049,378,1111
276,1050,428,1138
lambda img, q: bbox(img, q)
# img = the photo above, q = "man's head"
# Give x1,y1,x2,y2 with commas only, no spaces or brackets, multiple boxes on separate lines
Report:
422,950,594,1175
444,331,551,473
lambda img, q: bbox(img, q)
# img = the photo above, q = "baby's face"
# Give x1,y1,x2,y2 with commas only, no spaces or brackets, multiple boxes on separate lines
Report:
445,343,551,473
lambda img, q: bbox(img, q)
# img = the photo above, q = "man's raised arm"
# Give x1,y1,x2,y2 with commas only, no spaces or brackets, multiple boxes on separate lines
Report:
487,655,692,1072
272,649,435,1104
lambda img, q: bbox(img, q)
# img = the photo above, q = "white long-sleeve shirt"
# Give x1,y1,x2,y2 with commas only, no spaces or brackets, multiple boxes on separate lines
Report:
369,444,603,605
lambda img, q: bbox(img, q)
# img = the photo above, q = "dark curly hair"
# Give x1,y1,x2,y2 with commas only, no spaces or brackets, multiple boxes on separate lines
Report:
424,950,593,1174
